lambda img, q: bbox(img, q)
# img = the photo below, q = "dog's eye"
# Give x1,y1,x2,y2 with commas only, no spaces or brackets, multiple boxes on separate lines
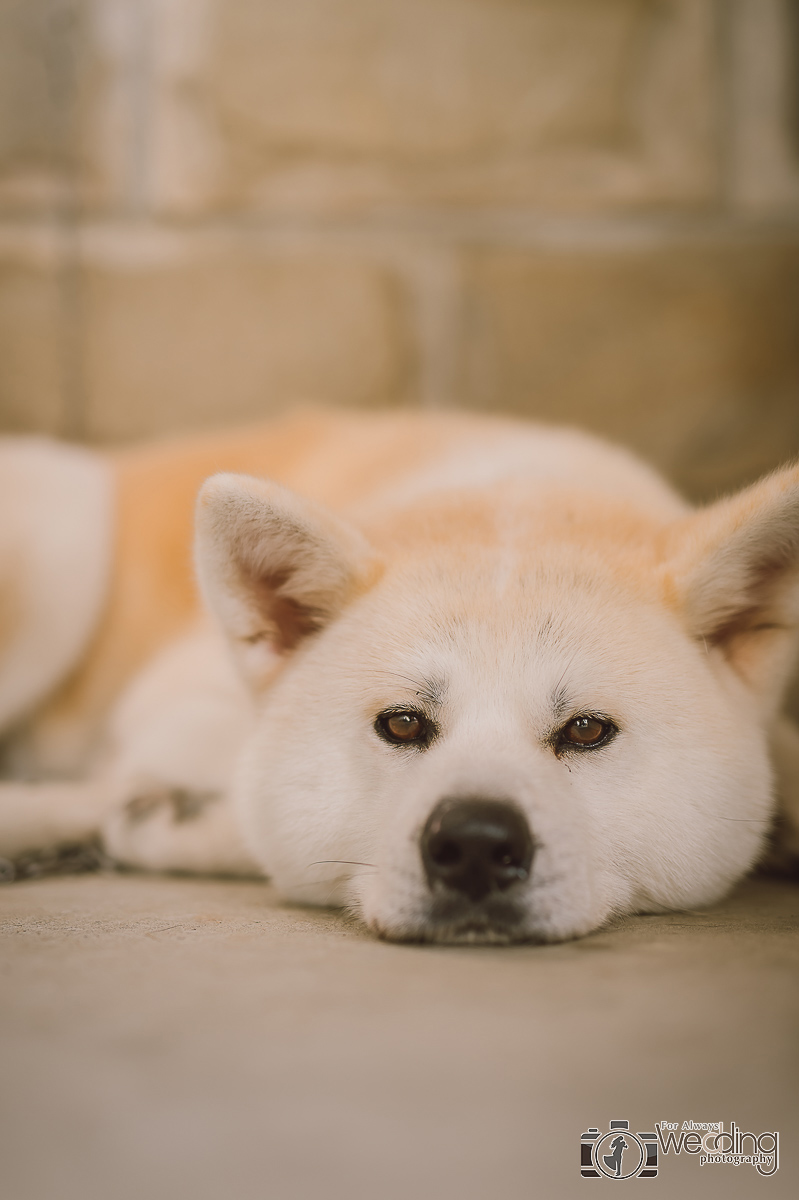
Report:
558,715,616,750
375,710,431,746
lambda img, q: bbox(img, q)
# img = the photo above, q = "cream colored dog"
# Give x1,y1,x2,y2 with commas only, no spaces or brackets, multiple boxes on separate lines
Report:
1,409,798,943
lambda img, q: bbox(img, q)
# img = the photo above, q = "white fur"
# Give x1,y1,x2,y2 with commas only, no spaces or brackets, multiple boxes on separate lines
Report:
231,548,772,942
101,623,257,876
0,438,113,730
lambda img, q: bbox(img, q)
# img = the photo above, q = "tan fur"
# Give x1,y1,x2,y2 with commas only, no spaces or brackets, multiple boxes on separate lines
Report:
24,411,474,769
31,408,643,764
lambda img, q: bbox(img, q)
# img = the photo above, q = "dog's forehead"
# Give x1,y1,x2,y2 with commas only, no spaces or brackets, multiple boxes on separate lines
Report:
354,485,668,644
346,545,678,708
367,544,653,633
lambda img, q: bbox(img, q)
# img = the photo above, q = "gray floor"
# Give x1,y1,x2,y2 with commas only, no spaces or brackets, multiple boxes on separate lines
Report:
1,872,797,1200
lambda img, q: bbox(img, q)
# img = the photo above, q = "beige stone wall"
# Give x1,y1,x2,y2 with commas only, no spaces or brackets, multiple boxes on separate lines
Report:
0,0,798,502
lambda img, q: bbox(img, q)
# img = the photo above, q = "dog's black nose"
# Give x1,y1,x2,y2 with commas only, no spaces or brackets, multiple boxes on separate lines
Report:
421,798,534,903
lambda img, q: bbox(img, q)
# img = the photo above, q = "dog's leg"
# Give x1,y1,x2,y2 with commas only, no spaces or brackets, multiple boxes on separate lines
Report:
763,716,799,874
99,624,262,878
0,779,259,881
0,438,112,735
0,780,108,880
102,783,258,877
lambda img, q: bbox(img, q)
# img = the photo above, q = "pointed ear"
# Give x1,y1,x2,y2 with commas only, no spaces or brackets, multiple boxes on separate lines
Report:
195,473,380,690
659,463,799,705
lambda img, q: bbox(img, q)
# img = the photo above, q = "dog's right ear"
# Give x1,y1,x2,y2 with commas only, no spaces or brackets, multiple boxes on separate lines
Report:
658,462,799,709
195,473,380,690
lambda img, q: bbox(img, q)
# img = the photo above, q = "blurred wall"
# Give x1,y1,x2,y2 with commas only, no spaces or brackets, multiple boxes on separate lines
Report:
0,0,797,502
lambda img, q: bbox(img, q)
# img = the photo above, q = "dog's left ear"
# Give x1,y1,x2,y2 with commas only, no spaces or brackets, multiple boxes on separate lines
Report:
195,473,380,690
659,463,799,707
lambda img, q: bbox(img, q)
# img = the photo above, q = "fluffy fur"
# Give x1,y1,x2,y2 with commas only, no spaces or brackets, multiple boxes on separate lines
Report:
1,410,798,943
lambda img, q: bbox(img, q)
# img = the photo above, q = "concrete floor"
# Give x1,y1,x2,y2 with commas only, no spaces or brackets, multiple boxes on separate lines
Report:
1,873,797,1200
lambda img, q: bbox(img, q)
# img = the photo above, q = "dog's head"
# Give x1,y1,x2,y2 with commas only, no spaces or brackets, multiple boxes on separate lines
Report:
196,465,799,943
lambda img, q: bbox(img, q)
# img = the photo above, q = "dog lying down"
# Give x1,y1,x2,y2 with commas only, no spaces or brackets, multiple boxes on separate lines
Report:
1,409,798,944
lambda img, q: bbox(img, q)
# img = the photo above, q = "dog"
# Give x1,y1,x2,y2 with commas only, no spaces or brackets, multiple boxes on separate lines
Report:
1,408,798,944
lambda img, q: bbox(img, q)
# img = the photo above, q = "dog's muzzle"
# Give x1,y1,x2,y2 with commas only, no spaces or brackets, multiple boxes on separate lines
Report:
420,797,534,903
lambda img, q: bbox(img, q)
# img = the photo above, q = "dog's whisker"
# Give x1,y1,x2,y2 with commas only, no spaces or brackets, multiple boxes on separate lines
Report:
716,817,766,823
304,870,378,881
282,871,378,893
308,859,377,867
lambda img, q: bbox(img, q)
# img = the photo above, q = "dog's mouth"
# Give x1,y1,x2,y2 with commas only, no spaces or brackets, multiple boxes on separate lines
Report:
374,893,535,945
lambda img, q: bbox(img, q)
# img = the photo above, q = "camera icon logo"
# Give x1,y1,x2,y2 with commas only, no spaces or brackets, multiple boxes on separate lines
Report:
581,1120,658,1179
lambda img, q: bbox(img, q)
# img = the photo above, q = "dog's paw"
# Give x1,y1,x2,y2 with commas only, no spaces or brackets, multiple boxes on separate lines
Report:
0,839,112,884
101,783,258,876
122,785,220,826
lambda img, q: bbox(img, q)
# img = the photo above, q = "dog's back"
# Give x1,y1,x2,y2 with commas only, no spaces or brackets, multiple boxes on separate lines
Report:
1,409,685,780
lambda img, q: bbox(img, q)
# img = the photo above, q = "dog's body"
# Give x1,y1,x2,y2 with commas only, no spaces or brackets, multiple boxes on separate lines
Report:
2,409,798,942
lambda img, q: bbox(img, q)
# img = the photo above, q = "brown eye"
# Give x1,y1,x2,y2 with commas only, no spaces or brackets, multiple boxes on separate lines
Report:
559,715,615,750
376,710,431,746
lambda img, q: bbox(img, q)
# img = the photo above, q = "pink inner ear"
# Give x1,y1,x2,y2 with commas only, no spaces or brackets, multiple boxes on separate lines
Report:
252,570,321,653
706,557,788,648
706,605,775,648
704,533,799,647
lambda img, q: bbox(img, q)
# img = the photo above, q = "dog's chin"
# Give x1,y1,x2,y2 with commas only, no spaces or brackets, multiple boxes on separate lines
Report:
369,894,540,946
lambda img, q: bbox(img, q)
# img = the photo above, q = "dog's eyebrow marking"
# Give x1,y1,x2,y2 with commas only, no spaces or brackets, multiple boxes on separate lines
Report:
536,614,555,644
549,668,575,722
416,676,447,706
540,619,577,719
384,671,447,707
